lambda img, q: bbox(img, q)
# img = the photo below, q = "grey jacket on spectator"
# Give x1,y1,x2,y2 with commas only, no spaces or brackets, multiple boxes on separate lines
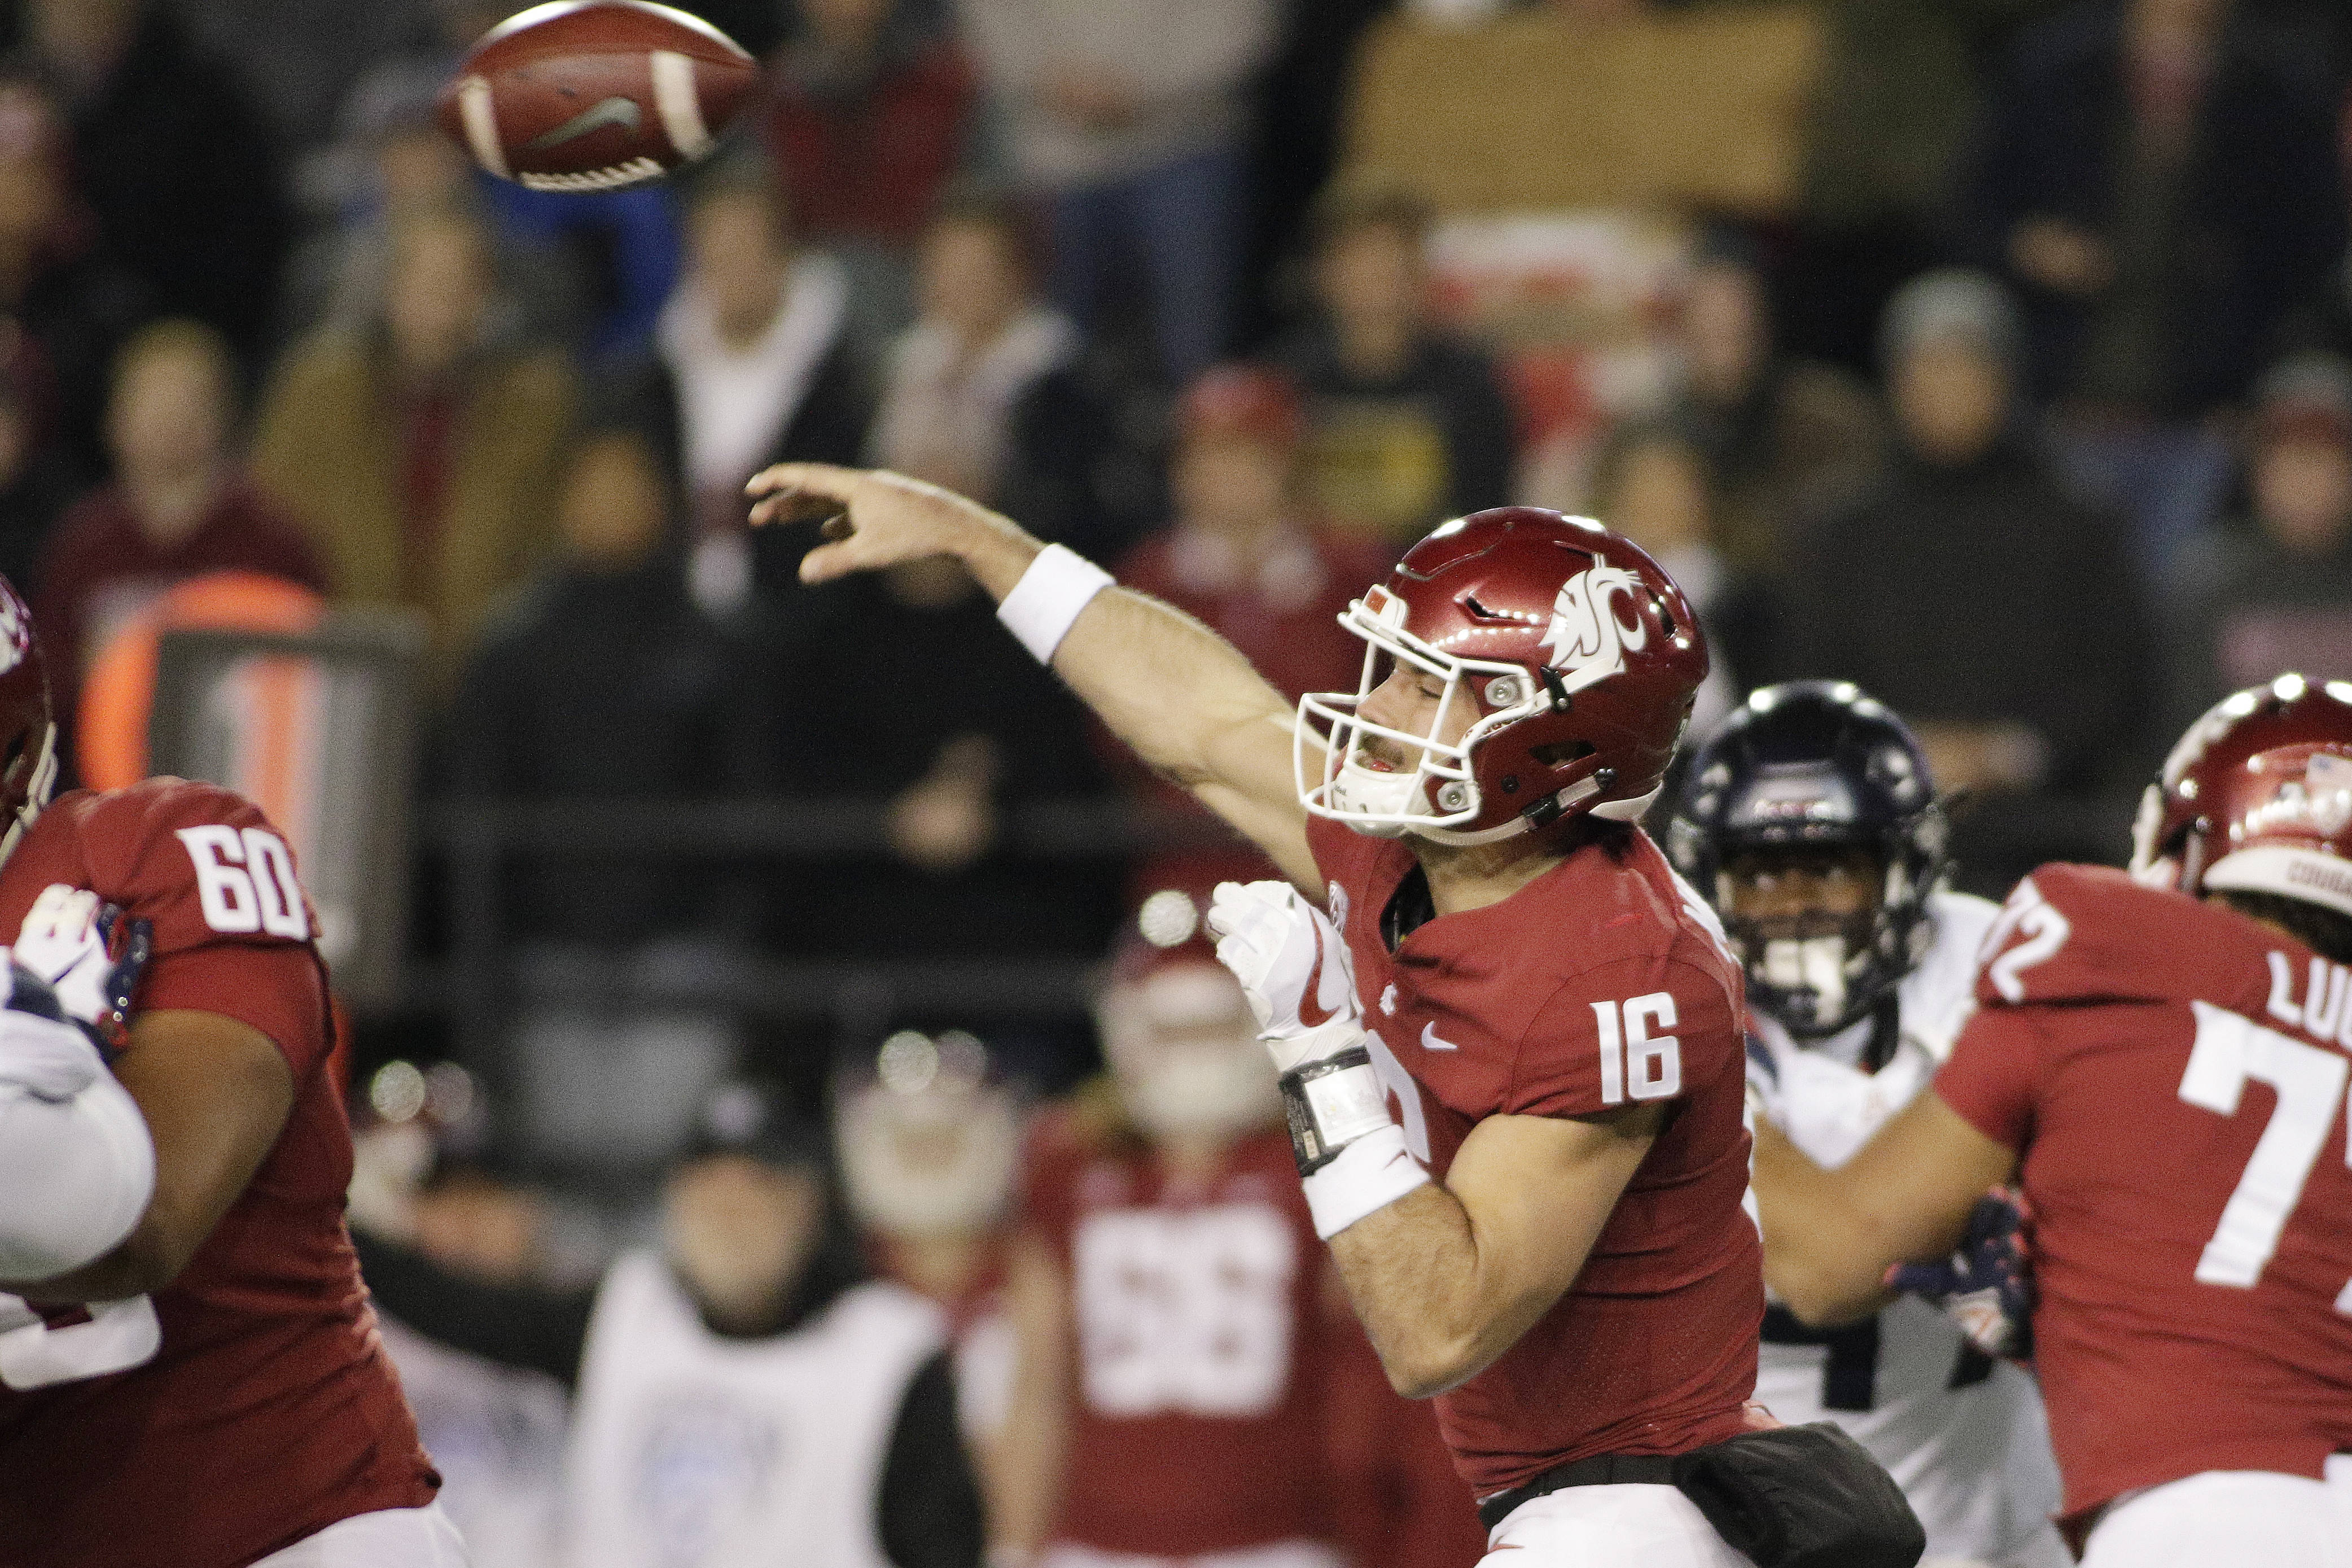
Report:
951,0,1281,186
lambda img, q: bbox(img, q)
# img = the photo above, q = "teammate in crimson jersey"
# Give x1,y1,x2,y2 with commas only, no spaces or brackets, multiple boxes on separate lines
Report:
1003,888,1481,1568
1006,890,1350,1567
748,463,1777,1565
1753,674,2352,1568
0,575,454,1568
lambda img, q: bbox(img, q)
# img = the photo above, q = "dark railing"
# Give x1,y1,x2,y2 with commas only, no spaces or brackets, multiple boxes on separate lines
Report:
413,795,1235,1063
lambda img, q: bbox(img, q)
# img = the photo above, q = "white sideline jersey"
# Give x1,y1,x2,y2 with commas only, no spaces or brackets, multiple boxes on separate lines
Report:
561,1252,945,1568
1747,891,2067,1566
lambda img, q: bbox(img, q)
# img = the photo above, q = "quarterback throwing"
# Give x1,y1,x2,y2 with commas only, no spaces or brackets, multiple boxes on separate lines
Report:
749,466,1912,1565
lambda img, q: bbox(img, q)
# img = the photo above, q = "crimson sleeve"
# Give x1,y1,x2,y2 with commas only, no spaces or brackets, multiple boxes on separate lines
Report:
138,939,329,1079
1931,1005,2048,1154
1507,955,1740,1120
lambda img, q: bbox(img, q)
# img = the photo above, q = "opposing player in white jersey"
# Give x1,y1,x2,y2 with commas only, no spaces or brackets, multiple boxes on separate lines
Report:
1668,684,2066,1567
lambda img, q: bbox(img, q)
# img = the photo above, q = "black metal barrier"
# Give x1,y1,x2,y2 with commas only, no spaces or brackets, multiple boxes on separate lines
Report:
411,796,1235,1066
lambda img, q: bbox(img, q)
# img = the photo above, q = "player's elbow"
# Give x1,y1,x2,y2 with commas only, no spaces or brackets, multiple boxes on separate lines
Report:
1378,1323,1495,1400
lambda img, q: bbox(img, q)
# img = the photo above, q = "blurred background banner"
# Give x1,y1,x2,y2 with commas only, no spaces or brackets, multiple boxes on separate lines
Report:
1344,6,1825,217
149,613,424,1006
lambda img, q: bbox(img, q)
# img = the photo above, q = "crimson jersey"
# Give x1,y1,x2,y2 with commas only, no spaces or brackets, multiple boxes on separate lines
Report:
0,780,436,1568
1022,1106,1341,1556
1308,816,1763,1496
1935,864,2352,1525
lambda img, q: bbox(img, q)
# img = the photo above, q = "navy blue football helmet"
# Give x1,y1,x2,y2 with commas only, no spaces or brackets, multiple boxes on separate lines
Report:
1667,681,1950,1036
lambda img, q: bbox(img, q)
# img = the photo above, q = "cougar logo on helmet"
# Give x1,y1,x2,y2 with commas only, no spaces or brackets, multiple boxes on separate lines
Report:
1540,562,1648,693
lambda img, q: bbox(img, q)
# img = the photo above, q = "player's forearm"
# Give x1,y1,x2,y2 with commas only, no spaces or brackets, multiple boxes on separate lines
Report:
1053,586,1296,789
1751,1122,1900,1326
1329,1182,1558,1400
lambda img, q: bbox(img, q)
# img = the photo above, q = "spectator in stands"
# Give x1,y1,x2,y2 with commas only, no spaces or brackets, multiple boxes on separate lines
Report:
21,0,292,363
33,319,323,729
0,356,81,592
1959,0,2346,572
1784,269,2152,892
870,192,1131,558
0,74,150,487
444,427,743,946
286,62,600,357
952,0,1278,384
764,0,974,339
1586,419,1765,735
619,160,870,614
1272,176,1516,545
1665,229,1884,575
2163,353,2352,729
352,1081,985,1568
1113,364,1394,886
253,202,576,684
738,535,1114,958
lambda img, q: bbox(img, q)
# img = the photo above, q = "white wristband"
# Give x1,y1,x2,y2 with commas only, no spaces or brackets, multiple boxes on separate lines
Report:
997,544,1113,665
1301,1123,1429,1240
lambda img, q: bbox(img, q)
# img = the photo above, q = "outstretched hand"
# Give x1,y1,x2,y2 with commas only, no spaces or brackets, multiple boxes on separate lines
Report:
743,463,1037,594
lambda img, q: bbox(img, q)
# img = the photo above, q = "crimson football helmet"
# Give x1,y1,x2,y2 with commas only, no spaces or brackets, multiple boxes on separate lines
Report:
0,574,55,866
1297,508,1707,844
2131,673,2352,915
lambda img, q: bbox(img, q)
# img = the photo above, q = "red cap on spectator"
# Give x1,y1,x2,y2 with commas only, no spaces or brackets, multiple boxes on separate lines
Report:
1178,363,1304,450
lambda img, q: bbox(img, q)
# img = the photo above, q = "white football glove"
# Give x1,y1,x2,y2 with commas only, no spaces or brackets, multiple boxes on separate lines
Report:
0,967,103,1102
1207,881,1363,1074
14,886,132,1031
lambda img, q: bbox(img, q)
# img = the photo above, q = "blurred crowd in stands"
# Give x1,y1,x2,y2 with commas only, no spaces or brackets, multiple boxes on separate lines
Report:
8,0,2352,1553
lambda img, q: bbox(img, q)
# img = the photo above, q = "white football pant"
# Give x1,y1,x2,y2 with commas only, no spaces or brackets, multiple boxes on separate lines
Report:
2082,1456,2352,1568
1480,1484,1758,1566
251,1503,471,1567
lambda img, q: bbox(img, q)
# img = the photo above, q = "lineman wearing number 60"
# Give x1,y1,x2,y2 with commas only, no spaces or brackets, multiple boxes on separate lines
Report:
1751,674,2352,1568
0,573,459,1568
749,466,1925,1566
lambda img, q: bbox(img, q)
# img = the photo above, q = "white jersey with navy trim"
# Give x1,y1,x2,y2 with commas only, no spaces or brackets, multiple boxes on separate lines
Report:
1747,891,2067,1566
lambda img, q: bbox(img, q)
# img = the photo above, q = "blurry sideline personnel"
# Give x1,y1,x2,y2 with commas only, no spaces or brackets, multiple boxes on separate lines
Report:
0,570,458,1565
355,1080,984,1568
253,201,577,684
1274,177,1516,544
836,1031,1023,1532
1750,673,2352,1567
1668,684,2069,1568
349,1061,567,1568
998,886,1479,1568
34,319,325,733
1112,365,1395,890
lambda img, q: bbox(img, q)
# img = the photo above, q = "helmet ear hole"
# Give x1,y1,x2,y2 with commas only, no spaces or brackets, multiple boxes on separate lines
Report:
1531,740,1596,768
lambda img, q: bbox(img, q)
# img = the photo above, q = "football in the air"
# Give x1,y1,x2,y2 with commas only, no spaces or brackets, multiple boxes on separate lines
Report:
436,1,758,192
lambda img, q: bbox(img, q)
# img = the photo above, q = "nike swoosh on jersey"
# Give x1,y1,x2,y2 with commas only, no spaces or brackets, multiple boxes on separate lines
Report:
525,96,643,152
1421,1022,1461,1052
